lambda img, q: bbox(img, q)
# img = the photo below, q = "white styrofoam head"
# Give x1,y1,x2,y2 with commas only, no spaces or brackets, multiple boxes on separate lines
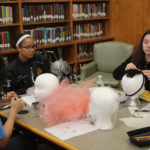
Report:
121,73,144,96
34,73,59,101
88,87,119,130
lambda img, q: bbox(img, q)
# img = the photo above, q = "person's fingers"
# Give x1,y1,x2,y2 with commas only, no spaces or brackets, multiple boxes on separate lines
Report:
125,63,137,70
142,70,150,80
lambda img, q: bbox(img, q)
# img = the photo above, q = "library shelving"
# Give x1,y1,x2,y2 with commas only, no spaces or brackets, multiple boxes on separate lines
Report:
0,0,113,72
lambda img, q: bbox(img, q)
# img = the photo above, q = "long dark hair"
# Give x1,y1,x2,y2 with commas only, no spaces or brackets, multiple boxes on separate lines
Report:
131,30,150,69
0,55,7,97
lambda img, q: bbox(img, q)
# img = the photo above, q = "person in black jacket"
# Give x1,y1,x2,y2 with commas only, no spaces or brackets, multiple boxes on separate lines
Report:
6,33,51,95
0,55,38,150
113,29,150,91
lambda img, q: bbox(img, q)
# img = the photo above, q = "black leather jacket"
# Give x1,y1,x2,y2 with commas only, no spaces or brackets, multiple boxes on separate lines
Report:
6,52,51,95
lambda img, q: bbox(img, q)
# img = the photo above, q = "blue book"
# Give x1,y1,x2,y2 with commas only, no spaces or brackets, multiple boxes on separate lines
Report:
6,32,10,50
3,6,6,24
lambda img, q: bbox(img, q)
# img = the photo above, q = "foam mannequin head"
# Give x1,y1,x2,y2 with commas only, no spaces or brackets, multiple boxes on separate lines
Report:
87,87,119,130
121,72,145,97
51,60,70,82
121,69,145,106
34,73,59,101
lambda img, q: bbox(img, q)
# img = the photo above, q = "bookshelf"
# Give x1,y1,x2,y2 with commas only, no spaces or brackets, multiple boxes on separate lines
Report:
0,0,113,76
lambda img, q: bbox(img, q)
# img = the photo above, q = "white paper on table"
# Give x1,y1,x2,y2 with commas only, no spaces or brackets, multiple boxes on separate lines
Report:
128,105,150,117
44,119,98,140
21,95,37,106
128,106,138,115
1,104,10,110
120,116,150,129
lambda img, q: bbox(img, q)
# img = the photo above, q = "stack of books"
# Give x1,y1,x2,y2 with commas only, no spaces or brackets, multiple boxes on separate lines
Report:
73,2,106,19
22,4,65,23
0,31,10,50
24,26,71,46
0,6,13,24
74,22,103,39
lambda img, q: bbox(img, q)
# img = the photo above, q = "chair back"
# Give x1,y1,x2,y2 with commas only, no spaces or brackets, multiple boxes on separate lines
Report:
93,41,134,73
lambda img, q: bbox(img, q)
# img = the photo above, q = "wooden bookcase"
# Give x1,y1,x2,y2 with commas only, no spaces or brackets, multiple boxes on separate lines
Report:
0,0,113,70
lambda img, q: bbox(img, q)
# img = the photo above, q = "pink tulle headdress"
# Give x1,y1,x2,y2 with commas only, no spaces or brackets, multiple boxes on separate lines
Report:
39,79,90,127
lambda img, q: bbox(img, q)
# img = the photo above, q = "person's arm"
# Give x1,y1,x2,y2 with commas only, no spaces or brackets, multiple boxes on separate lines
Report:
0,97,24,148
113,56,132,80
6,64,27,95
141,69,150,91
7,80,26,95
6,65,18,93
142,70,150,80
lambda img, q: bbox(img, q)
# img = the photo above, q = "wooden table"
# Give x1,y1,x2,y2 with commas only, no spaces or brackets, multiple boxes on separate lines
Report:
0,102,150,150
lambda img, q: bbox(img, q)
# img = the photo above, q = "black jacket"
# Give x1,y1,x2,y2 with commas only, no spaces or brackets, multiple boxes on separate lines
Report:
113,56,150,91
6,52,51,95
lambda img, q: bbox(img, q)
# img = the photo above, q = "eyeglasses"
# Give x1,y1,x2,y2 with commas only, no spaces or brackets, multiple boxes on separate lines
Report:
20,44,37,50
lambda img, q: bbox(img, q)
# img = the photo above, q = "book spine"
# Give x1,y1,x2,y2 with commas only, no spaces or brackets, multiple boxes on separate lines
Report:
10,6,13,23
6,6,8,24
3,6,6,24
4,32,7,50
0,33,2,50
6,31,10,50
1,6,4,24
1,32,5,49
0,6,2,24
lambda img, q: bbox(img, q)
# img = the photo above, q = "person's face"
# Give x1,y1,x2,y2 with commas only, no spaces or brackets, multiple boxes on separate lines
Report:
143,34,150,55
18,38,36,61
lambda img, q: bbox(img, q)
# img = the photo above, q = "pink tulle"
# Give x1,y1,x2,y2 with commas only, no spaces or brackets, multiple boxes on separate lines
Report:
39,80,90,127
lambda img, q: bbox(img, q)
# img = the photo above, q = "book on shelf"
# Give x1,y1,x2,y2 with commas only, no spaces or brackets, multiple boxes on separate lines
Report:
74,22,103,40
0,31,11,50
0,0,15,1
77,43,93,60
22,4,65,23
72,2,107,20
24,26,71,46
6,32,10,49
0,6,2,24
23,0,43,1
0,6,13,24
3,5,6,24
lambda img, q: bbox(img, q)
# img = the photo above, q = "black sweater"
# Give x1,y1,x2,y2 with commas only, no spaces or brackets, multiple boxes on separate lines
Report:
6,52,51,95
113,56,150,91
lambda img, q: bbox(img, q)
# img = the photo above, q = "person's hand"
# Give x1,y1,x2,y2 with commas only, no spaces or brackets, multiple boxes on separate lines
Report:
0,91,18,108
5,91,17,102
125,63,137,70
142,70,150,80
10,97,24,113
